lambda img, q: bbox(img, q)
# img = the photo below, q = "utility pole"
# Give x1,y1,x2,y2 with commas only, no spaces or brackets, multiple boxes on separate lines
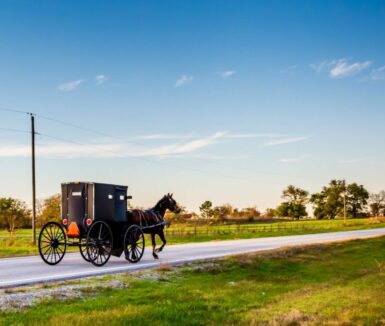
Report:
343,179,347,225
31,113,36,245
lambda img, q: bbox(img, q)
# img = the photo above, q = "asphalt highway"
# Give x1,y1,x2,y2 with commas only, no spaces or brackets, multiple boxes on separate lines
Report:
1,228,385,288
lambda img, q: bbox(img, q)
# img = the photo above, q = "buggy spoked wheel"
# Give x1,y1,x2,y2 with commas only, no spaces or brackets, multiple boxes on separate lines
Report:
86,221,113,267
38,222,67,265
124,225,145,263
79,237,91,262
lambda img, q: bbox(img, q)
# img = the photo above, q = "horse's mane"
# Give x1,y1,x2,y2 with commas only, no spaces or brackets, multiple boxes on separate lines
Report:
152,195,167,212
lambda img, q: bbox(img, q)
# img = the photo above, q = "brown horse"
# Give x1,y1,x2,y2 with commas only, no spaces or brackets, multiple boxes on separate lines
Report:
129,193,180,259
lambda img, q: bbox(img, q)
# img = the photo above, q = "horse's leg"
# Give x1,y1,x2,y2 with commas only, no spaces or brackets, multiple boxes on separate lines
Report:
151,233,159,259
155,228,167,253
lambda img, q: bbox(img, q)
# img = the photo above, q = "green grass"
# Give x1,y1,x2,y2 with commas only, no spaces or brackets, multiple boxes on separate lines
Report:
1,236,385,325
1,218,385,258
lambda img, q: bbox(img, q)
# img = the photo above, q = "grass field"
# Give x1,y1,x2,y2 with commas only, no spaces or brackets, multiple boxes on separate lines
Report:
1,218,385,258
1,236,385,325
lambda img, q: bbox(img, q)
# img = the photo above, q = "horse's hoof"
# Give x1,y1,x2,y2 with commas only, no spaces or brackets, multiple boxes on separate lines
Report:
153,254,159,259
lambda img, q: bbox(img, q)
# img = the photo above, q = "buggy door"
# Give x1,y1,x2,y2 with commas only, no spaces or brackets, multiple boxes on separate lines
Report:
114,186,127,222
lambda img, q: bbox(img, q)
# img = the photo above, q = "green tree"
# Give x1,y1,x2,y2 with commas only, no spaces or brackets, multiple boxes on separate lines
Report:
276,202,307,219
369,191,385,217
199,201,213,219
38,194,61,227
346,183,369,218
310,180,345,219
276,185,308,219
264,208,277,218
0,198,31,235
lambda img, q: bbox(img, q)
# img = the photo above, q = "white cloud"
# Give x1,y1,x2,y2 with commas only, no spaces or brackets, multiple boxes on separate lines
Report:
175,75,193,87
134,133,195,140
224,133,284,139
136,131,226,157
370,65,385,80
263,136,309,147
310,59,371,78
134,132,284,141
57,79,85,92
309,60,334,73
0,132,227,159
0,143,122,158
220,70,236,78
330,59,371,78
95,74,108,84
280,154,309,163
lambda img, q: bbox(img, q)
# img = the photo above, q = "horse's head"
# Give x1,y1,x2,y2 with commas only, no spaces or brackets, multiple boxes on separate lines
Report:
162,193,181,214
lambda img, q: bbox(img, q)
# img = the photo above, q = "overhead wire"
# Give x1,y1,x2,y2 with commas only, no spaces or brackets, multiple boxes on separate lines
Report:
1,105,307,181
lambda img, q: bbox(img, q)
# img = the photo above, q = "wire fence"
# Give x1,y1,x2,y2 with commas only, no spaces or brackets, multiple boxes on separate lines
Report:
1,219,385,242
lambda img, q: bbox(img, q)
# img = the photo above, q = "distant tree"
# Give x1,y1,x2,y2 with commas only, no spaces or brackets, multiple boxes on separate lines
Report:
310,180,345,219
282,185,309,205
241,206,261,219
0,198,30,235
264,208,277,218
369,191,385,217
212,206,228,221
276,201,307,219
199,201,213,219
346,183,369,218
37,194,61,227
276,185,308,219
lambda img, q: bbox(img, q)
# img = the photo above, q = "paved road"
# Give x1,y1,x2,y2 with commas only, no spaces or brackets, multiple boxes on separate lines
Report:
1,228,385,288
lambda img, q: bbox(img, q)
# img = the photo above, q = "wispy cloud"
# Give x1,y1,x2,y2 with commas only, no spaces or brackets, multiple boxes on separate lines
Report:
134,133,196,140
57,79,85,92
370,65,385,80
0,143,122,158
330,59,371,78
175,75,193,87
0,132,227,159
310,59,371,78
95,74,108,84
280,154,309,163
220,70,236,78
309,60,333,73
134,132,284,141
263,136,309,147
280,64,298,73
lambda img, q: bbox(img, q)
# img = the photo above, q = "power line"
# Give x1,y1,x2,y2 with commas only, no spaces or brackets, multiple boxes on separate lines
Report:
37,132,246,181
1,105,307,181
0,106,29,115
0,127,30,134
34,112,300,179
1,107,247,180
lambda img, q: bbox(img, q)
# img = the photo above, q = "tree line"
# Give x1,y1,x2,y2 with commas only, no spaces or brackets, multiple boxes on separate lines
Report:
0,195,60,235
266,180,385,219
1,179,384,233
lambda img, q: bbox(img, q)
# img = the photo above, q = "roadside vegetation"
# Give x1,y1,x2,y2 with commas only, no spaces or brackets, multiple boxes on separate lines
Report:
1,236,385,325
1,179,385,258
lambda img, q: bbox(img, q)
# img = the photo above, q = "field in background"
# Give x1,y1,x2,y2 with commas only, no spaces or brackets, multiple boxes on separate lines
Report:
1,218,385,258
1,236,385,325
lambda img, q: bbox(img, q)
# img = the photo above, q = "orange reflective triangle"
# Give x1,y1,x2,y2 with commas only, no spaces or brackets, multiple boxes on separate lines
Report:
67,221,80,237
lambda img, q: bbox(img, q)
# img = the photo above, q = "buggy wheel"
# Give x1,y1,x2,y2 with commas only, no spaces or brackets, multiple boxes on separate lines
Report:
79,237,91,262
124,225,145,263
38,222,67,265
86,221,113,267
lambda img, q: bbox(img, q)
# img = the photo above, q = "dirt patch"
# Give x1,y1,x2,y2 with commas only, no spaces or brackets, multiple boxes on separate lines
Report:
0,280,127,312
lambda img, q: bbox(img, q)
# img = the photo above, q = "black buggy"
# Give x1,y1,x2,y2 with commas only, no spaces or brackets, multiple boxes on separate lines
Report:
38,182,146,267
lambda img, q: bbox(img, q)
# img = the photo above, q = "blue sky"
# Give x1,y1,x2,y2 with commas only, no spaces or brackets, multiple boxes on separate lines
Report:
0,0,384,212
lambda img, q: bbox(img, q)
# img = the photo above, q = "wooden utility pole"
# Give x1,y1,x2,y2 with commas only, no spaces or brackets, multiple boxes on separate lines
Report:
343,179,347,225
31,113,36,245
